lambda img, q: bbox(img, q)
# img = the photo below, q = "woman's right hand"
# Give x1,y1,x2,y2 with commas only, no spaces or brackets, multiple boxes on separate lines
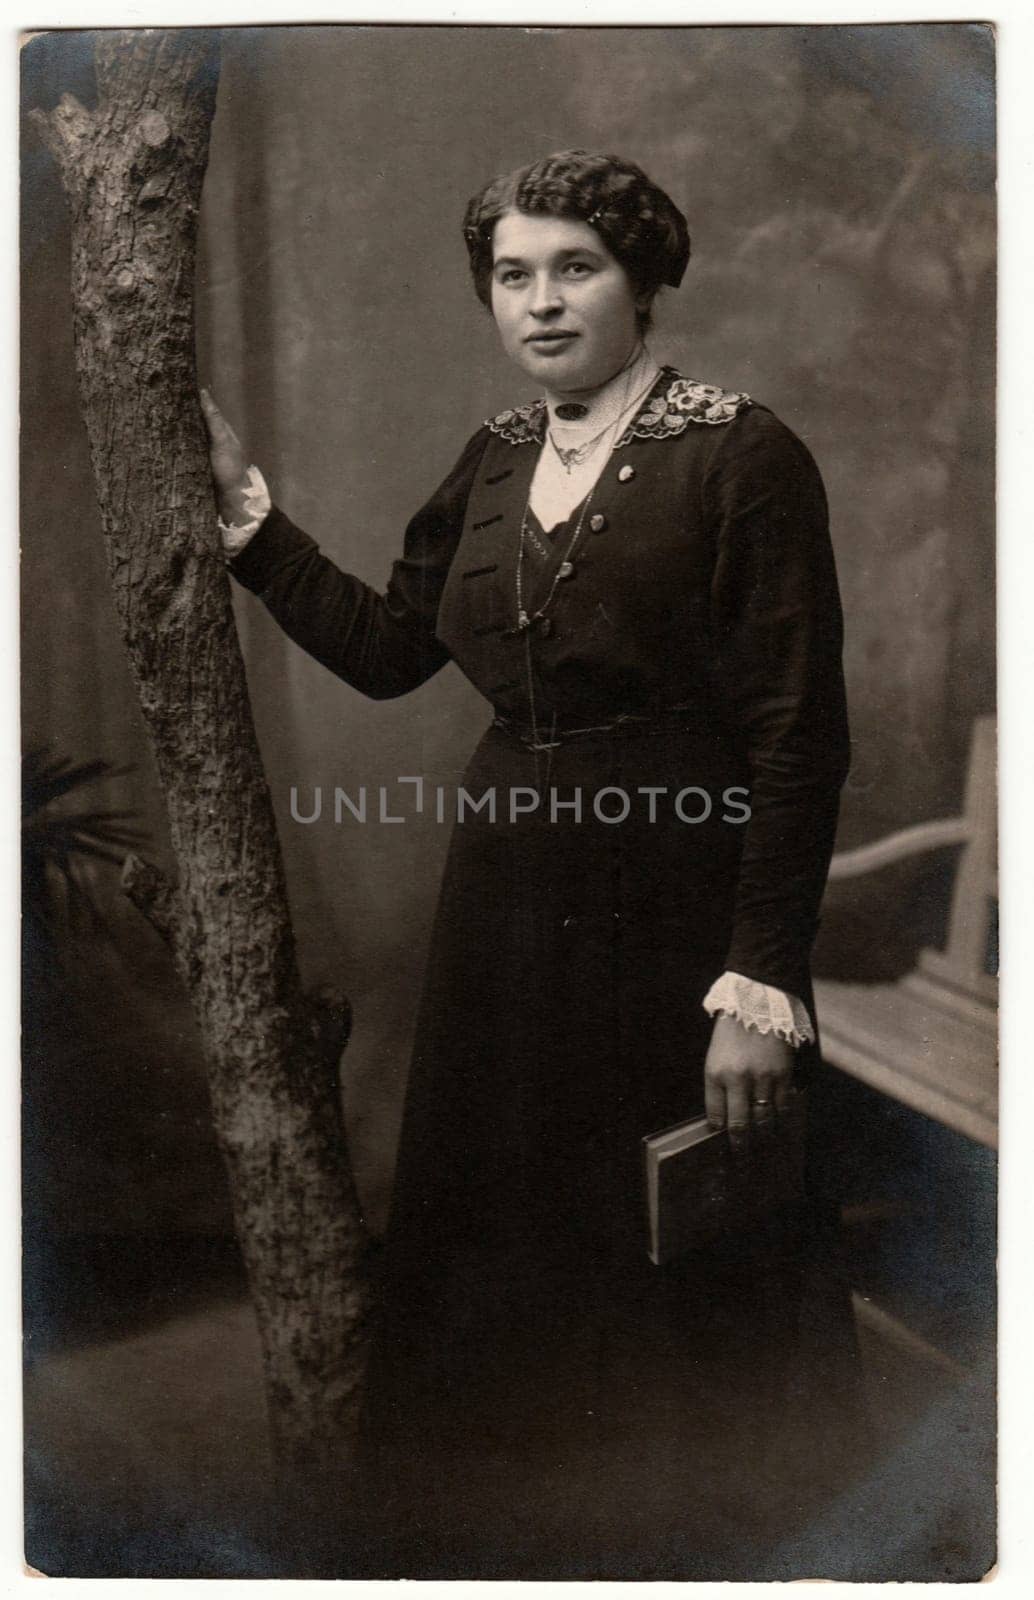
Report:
199,389,252,527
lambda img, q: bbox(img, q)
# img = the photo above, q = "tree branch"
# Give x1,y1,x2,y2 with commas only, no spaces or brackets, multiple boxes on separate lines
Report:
27,93,95,190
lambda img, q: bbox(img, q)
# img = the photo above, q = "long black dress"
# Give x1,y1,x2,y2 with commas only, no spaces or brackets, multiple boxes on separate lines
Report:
228,370,865,1578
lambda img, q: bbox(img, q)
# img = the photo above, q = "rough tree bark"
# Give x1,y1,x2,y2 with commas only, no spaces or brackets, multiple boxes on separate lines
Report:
30,29,370,1491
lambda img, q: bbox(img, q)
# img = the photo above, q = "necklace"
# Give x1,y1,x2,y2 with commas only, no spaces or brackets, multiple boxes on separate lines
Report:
512,486,598,788
546,345,640,474
547,421,613,473
513,354,660,783
514,486,596,636
547,364,663,475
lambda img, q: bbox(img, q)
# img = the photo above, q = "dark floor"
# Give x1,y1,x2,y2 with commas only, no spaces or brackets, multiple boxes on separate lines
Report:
22,1217,996,1581
21,1063,997,1579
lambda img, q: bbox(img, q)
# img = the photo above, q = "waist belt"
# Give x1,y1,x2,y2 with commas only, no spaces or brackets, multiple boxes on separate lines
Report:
491,702,701,753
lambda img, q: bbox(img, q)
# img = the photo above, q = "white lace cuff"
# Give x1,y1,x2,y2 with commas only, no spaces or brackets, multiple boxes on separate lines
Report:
218,465,271,556
703,971,815,1049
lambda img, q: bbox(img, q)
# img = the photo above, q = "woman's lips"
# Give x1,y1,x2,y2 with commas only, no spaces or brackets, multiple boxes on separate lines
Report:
525,331,579,350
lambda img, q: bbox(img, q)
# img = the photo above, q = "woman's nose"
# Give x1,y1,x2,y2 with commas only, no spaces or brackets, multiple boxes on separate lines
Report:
530,276,564,318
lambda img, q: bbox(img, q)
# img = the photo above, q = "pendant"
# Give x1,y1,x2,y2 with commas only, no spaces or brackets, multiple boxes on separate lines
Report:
517,609,531,630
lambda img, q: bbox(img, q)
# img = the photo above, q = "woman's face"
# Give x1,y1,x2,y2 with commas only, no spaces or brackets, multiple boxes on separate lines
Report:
489,210,646,394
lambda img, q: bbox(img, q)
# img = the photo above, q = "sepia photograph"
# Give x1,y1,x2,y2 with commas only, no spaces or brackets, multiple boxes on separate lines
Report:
19,17,998,1581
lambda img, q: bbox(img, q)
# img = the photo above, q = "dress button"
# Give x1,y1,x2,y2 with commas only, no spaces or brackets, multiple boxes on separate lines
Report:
589,513,608,534
617,464,635,483
538,616,554,638
558,561,575,580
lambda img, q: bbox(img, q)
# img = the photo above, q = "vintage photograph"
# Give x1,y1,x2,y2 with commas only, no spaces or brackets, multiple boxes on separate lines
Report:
20,21,997,1580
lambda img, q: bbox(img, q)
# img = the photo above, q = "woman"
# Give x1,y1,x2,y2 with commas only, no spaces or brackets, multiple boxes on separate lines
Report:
203,150,859,1578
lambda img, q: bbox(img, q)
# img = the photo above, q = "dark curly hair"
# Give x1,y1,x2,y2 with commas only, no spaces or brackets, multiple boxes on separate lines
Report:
462,150,690,329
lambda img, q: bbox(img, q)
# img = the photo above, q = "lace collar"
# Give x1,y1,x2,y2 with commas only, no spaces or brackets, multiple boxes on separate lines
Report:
484,366,752,447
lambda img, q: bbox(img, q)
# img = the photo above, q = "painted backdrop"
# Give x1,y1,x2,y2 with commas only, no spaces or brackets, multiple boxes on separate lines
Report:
22,23,995,1236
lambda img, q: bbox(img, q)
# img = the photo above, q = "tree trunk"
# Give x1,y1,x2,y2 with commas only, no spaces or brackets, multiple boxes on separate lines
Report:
29,28,370,1494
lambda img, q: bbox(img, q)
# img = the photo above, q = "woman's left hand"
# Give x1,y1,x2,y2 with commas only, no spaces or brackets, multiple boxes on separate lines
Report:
704,1015,795,1151
200,389,254,527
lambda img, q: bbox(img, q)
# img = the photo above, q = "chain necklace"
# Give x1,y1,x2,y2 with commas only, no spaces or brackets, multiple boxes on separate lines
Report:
514,485,596,635
546,346,640,473
512,488,597,789
521,627,558,790
547,420,615,473
546,364,663,474
511,354,660,784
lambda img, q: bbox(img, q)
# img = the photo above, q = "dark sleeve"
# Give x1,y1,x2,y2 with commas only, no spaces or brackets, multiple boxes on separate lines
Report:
226,426,491,700
705,406,851,1001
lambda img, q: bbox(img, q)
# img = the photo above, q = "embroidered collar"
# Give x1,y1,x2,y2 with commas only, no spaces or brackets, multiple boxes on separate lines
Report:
484,366,752,446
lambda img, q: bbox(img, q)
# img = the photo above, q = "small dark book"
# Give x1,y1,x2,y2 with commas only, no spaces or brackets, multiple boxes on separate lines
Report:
642,1091,808,1265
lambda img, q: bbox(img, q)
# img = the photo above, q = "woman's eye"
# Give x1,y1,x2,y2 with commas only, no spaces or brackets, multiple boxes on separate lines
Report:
498,268,527,286
564,261,594,278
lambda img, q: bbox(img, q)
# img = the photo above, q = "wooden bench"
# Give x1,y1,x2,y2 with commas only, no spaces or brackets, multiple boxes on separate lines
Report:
814,716,998,1148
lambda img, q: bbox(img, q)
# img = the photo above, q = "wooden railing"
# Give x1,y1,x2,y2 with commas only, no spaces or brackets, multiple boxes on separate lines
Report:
815,717,997,1147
